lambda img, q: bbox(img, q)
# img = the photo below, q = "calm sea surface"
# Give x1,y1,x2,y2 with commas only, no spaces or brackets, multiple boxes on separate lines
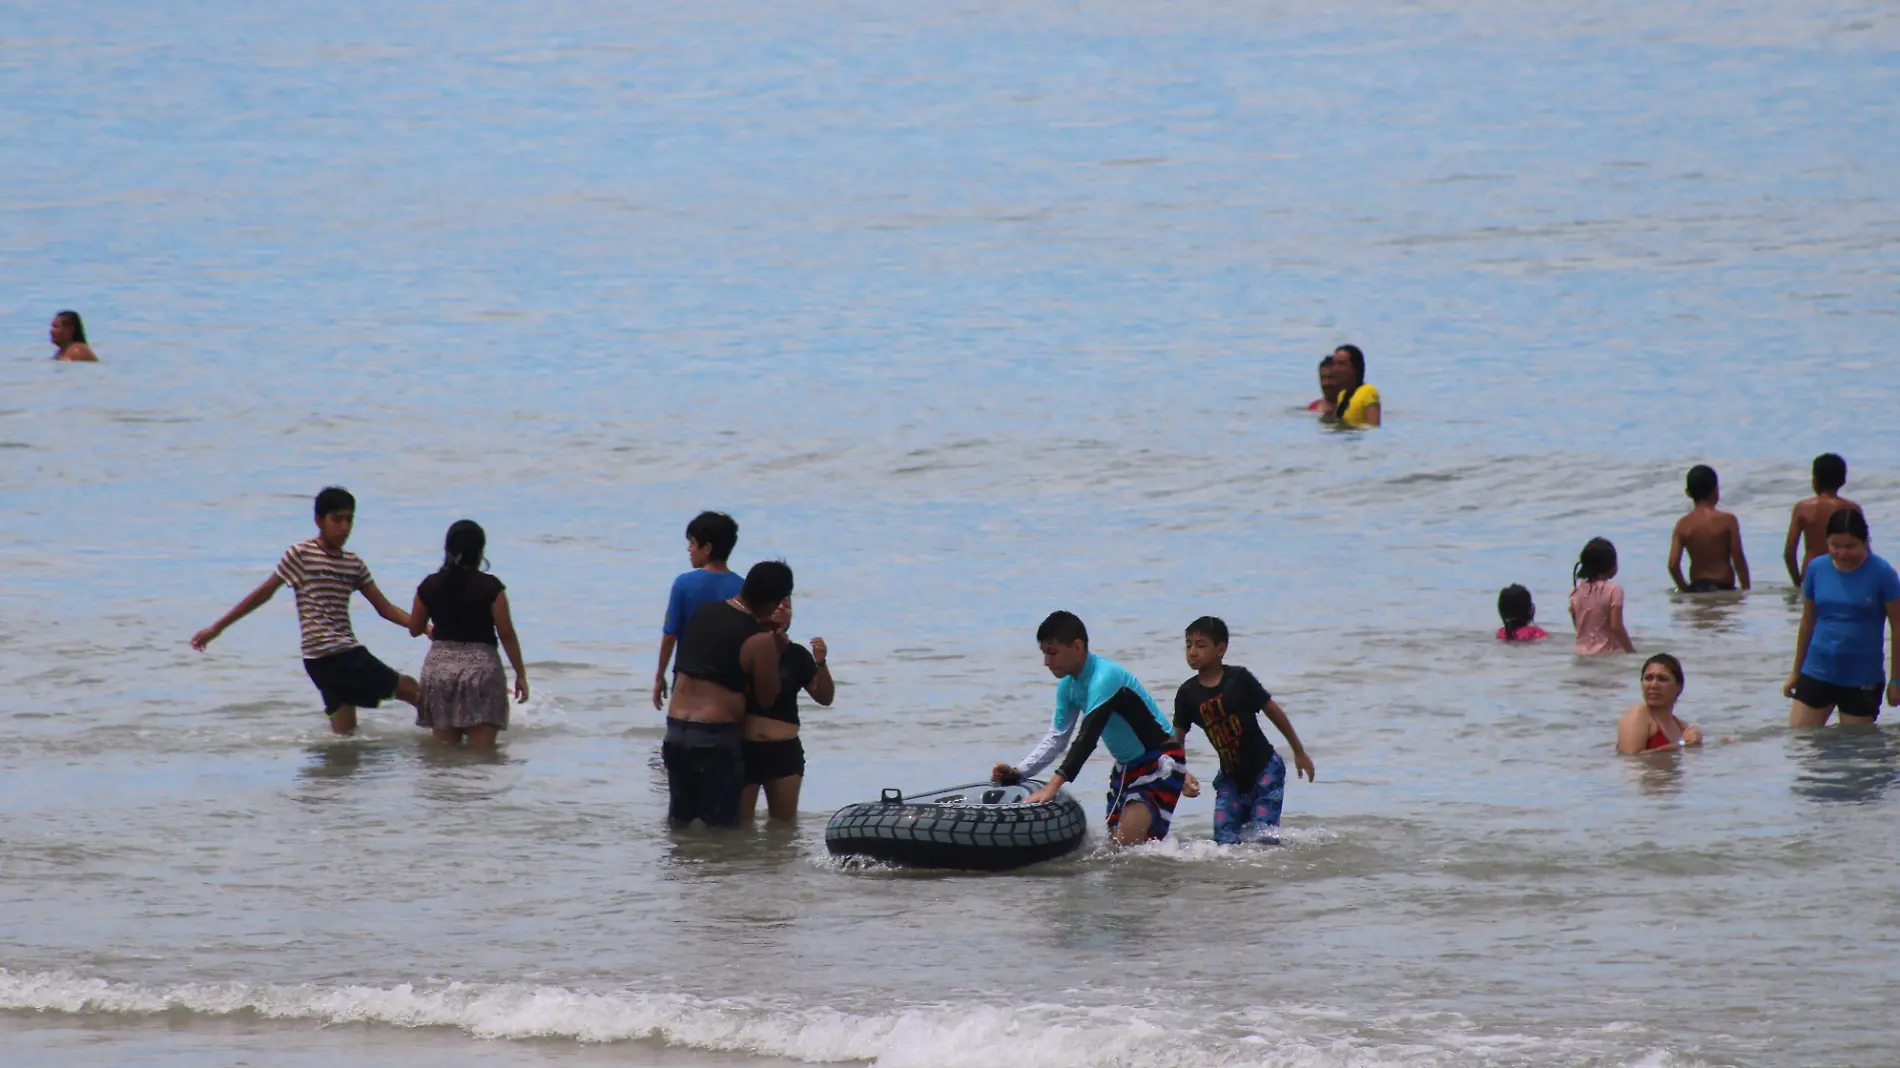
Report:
5,1,1900,1065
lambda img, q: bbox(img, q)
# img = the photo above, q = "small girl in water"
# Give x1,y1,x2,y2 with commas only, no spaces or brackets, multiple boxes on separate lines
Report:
1569,537,1636,655
1495,584,1549,641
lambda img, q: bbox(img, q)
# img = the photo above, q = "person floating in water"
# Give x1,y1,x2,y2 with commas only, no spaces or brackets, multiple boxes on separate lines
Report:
1325,344,1381,427
1496,584,1549,641
1784,509,1900,727
652,511,742,711
1170,617,1314,844
1783,453,1860,585
664,560,789,828
50,310,98,362
191,486,420,735
1667,465,1750,593
1570,537,1635,655
1615,653,1702,754
992,611,1185,845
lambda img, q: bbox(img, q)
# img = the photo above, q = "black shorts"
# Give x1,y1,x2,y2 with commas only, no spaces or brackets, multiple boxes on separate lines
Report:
1684,579,1734,593
303,647,400,716
743,737,806,785
662,719,745,828
1793,674,1885,721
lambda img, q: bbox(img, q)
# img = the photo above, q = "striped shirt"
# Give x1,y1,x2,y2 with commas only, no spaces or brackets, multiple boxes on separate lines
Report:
274,539,372,658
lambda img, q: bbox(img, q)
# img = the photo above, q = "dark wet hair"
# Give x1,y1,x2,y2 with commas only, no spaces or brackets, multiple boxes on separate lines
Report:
1036,610,1088,647
1185,616,1228,646
1574,537,1618,586
1826,507,1870,543
1334,344,1366,383
739,560,793,610
1685,465,1718,502
1813,453,1847,494
314,486,355,520
1316,356,1331,372
436,519,488,593
1641,653,1684,691
54,310,86,344
1497,585,1535,639
686,511,739,562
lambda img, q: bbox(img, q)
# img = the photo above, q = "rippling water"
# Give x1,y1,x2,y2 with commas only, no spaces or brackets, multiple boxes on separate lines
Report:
5,0,1900,1065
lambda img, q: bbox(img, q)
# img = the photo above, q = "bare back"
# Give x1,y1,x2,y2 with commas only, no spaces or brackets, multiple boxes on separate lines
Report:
1673,507,1741,587
1793,495,1858,566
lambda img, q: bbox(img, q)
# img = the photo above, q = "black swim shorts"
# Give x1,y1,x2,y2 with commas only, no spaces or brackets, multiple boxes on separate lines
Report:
743,737,806,785
1684,579,1734,594
1792,674,1885,721
662,719,745,828
303,646,401,716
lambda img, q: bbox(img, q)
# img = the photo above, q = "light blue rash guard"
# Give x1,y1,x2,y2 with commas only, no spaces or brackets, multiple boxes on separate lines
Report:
1018,653,1173,781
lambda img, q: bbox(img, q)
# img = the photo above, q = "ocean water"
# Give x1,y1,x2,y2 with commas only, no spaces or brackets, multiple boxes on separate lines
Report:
5,0,1900,1065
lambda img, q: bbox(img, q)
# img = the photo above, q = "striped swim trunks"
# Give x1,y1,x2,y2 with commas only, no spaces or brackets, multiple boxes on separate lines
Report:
1105,743,1187,841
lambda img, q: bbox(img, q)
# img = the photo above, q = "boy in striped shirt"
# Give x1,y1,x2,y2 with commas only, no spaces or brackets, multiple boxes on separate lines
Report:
192,486,419,734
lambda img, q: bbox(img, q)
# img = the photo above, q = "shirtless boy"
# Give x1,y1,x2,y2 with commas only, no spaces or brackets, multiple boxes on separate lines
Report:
1783,453,1860,584
1668,465,1750,593
191,486,419,734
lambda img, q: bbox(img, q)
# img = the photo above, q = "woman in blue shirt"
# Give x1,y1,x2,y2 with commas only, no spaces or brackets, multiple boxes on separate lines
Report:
1785,509,1900,726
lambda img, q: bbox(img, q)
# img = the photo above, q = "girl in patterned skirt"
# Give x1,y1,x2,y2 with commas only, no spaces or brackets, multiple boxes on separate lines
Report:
409,520,528,748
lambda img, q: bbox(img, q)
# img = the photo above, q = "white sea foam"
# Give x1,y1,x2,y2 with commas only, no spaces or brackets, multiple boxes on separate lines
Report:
0,970,1702,1068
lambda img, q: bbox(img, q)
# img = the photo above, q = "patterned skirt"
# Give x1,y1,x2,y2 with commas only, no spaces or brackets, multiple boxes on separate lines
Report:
416,640,509,730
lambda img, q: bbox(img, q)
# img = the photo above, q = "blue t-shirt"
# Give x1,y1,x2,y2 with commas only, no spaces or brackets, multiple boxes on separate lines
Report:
662,568,745,637
1053,654,1172,766
1801,552,1900,686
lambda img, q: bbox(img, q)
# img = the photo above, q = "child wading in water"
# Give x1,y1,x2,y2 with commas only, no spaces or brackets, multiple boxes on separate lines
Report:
408,520,529,748
1171,617,1315,844
1496,585,1549,641
1570,537,1635,655
191,487,419,734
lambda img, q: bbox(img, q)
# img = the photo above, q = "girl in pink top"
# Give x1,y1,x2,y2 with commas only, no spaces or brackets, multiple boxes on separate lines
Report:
1496,584,1549,641
1570,537,1636,655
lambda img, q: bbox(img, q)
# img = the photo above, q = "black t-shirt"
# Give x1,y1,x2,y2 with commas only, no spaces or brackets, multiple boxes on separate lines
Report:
417,570,505,645
676,600,762,693
750,642,816,725
1173,666,1276,783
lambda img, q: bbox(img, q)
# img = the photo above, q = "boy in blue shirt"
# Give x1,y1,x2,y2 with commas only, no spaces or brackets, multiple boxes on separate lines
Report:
991,611,1185,845
651,511,743,710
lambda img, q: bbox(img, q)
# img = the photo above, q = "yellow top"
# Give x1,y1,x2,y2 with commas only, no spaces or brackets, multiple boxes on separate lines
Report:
1338,382,1381,426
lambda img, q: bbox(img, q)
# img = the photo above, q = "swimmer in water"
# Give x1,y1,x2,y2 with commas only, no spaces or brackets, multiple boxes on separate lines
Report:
1496,584,1549,641
1667,465,1750,593
1326,344,1382,427
1616,653,1702,754
50,310,98,362
1306,356,1343,414
1783,453,1860,585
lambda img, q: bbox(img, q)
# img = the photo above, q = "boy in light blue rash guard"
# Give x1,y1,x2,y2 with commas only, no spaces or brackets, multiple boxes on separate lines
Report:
652,511,744,710
991,611,1186,845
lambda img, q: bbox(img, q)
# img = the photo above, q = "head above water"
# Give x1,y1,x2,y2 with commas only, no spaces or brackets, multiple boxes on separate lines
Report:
1497,584,1535,637
1685,465,1718,503
685,511,739,565
51,310,86,346
1183,616,1229,672
1574,537,1618,585
441,519,486,571
312,486,356,549
1037,610,1090,679
1332,344,1366,387
1824,507,1871,571
1812,453,1847,495
1640,653,1684,707
738,560,793,617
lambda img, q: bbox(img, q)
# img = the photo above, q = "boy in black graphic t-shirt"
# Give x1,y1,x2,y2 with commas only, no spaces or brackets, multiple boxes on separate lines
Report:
1172,616,1315,843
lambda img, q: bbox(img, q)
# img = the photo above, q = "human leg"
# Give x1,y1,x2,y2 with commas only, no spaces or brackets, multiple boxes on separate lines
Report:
1790,675,1841,727
1247,753,1288,836
396,674,419,706
329,704,358,735
1111,798,1154,846
1210,773,1247,845
739,784,761,821
466,725,499,748
762,775,802,823
1836,682,1884,727
431,727,463,744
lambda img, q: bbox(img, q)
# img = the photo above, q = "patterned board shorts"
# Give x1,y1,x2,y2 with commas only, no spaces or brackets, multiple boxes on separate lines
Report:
1105,744,1187,841
1212,752,1286,845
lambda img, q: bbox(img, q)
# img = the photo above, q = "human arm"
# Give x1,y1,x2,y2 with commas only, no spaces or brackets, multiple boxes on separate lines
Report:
493,590,529,702
1730,517,1751,591
1262,699,1315,782
1615,705,1653,754
741,631,782,710
1887,598,1900,707
1783,597,1817,697
652,634,676,710
806,638,834,705
1024,700,1118,800
408,590,431,638
191,574,284,649
996,700,1079,785
1609,589,1635,653
1667,528,1689,592
1362,402,1381,427
1782,507,1805,585
360,581,413,630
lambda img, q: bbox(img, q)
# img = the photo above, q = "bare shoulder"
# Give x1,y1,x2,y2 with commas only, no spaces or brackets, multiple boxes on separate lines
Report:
59,343,100,362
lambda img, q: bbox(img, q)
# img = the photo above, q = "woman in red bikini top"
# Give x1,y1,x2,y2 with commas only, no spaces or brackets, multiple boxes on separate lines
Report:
1616,653,1704,754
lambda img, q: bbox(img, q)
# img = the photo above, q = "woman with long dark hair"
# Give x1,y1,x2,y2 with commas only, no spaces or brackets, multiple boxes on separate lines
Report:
408,520,527,747
50,310,98,362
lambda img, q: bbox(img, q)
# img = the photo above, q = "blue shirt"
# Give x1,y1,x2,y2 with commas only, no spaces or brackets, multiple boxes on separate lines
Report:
662,568,744,637
1018,654,1172,779
1801,552,1900,686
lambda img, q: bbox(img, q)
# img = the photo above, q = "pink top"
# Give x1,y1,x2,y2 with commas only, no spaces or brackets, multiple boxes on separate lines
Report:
1496,624,1550,642
1569,580,1625,655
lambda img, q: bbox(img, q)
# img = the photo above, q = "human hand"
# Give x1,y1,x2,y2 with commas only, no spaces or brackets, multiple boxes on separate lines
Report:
514,675,530,703
190,626,219,651
1182,772,1201,798
810,637,827,664
651,674,668,711
991,762,1021,785
1026,783,1060,804
1783,673,1801,699
1294,750,1317,782
1681,724,1702,746
1888,681,1899,708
